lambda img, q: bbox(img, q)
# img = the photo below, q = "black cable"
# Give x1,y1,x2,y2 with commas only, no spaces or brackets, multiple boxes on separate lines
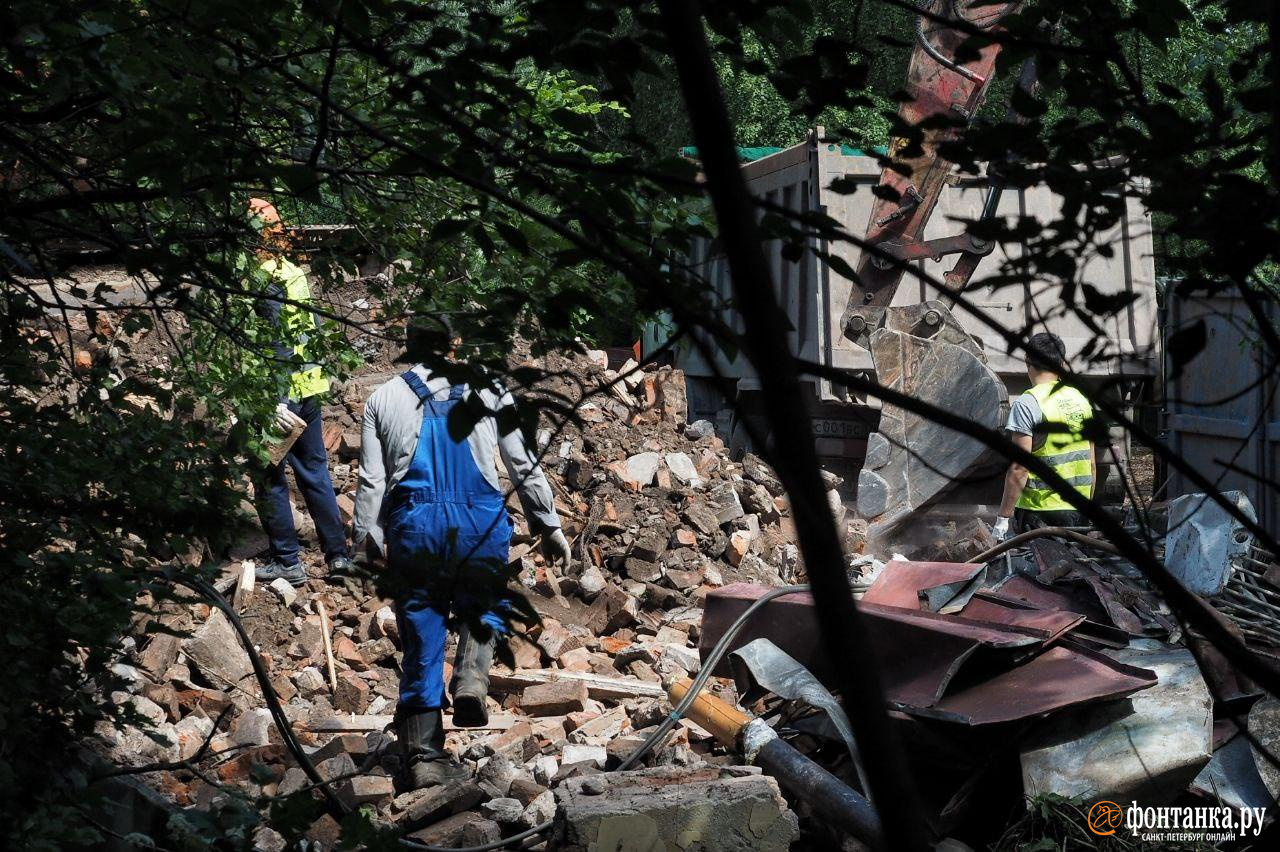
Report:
967,526,1121,564
168,574,350,816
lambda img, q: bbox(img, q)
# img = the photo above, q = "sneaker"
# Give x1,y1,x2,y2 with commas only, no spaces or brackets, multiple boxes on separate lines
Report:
256,560,307,586
327,556,355,575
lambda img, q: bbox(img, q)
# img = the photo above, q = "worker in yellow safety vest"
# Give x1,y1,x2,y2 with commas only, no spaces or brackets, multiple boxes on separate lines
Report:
246,198,352,584
993,332,1097,541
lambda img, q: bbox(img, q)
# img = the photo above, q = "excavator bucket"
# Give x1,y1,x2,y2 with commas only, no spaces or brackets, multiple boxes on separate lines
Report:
855,302,1007,541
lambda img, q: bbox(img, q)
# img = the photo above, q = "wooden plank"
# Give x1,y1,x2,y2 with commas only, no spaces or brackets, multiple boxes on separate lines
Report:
490,668,664,700
302,712,521,733
231,561,255,612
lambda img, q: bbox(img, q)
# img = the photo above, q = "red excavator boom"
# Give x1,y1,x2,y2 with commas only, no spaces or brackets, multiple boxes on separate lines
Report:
843,1,1026,541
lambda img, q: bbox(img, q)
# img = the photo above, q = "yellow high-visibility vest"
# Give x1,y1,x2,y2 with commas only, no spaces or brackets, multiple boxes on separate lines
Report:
1016,381,1093,512
259,257,330,401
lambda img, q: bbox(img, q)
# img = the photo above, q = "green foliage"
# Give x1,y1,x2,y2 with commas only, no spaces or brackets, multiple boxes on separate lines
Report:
1,0,1276,847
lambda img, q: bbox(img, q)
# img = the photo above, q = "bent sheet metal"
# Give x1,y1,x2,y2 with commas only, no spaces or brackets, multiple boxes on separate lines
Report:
701,581,1156,726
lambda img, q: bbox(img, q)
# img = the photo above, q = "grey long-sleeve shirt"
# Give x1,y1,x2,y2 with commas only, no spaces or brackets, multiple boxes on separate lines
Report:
353,365,561,556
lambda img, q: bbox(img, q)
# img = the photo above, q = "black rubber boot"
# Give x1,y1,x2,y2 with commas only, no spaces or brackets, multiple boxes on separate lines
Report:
398,708,468,790
451,623,496,728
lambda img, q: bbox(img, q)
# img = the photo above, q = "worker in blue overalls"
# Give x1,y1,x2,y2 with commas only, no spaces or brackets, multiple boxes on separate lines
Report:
353,314,570,789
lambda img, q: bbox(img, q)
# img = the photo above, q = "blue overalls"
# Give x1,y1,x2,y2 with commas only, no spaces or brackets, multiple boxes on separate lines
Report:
389,371,513,712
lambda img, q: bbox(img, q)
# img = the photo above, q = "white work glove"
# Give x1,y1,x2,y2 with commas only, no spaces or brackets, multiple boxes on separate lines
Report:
274,403,306,434
992,516,1011,542
541,529,572,568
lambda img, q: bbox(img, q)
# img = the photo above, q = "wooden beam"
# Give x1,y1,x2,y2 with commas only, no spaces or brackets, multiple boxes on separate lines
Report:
302,712,521,733
489,668,664,700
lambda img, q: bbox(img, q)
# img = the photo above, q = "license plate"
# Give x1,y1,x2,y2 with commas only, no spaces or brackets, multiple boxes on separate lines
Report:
811,418,870,439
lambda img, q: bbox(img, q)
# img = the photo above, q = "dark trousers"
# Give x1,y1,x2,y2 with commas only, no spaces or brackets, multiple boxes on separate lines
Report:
255,395,348,566
1013,508,1088,534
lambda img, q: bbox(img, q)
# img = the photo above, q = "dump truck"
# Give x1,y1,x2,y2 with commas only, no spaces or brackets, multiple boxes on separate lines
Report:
647,2,1159,544
648,133,1159,541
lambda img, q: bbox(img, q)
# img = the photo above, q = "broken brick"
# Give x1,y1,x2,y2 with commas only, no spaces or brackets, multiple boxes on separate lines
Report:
521,680,590,716
334,671,369,714
332,635,369,671
536,620,583,661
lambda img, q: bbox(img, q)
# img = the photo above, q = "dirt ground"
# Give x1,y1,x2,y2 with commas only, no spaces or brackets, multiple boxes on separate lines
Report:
1125,444,1157,506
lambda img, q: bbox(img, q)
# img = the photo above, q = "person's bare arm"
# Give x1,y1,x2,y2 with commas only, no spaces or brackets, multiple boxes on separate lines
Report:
998,433,1035,516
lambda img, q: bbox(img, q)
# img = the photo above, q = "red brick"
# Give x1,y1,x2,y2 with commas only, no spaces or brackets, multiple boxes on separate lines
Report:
536,620,583,660
333,635,369,671
335,671,369,713
521,680,589,716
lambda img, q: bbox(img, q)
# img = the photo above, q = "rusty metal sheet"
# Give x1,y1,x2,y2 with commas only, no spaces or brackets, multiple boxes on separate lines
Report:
701,585,1042,708
1030,537,1083,584
701,584,1155,726
984,575,1121,629
863,561,1086,643
865,606,1024,709
862,560,987,612
700,585,828,678
1020,646,1208,801
1187,633,1263,705
955,595,1084,644
1080,575,1147,635
929,643,1158,727
969,588,1132,650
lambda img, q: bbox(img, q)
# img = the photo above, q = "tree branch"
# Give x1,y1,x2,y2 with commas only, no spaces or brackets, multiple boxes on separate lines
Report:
655,3,927,848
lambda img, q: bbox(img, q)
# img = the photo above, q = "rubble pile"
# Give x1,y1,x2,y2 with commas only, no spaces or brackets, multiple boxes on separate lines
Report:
96,350,828,846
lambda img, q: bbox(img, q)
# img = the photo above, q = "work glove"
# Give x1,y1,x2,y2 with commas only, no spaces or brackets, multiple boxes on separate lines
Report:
541,528,572,568
992,516,1011,542
274,403,306,434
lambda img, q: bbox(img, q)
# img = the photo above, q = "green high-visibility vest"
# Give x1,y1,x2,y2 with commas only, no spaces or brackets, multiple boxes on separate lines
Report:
1016,381,1093,512
259,257,330,401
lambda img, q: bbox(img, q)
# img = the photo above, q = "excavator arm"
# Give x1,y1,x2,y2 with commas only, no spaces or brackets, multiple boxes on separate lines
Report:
841,0,1022,323
844,1,1027,541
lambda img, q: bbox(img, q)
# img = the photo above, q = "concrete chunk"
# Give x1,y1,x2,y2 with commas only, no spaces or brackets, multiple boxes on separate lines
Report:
292,666,327,698
267,577,298,607
407,811,501,847
623,452,660,489
706,483,745,524
520,788,556,828
481,797,525,824
682,504,720,536
336,773,395,807
137,633,182,681
562,743,608,769
664,452,702,488
182,609,255,694
553,766,798,851
392,778,486,826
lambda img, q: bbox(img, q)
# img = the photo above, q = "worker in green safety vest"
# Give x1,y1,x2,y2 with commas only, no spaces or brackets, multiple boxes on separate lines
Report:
993,332,1097,541
246,197,352,585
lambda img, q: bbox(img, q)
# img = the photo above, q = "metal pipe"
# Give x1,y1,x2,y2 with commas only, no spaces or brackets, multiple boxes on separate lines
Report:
914,1,985,83
669,679,884,849
748,720,885,847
